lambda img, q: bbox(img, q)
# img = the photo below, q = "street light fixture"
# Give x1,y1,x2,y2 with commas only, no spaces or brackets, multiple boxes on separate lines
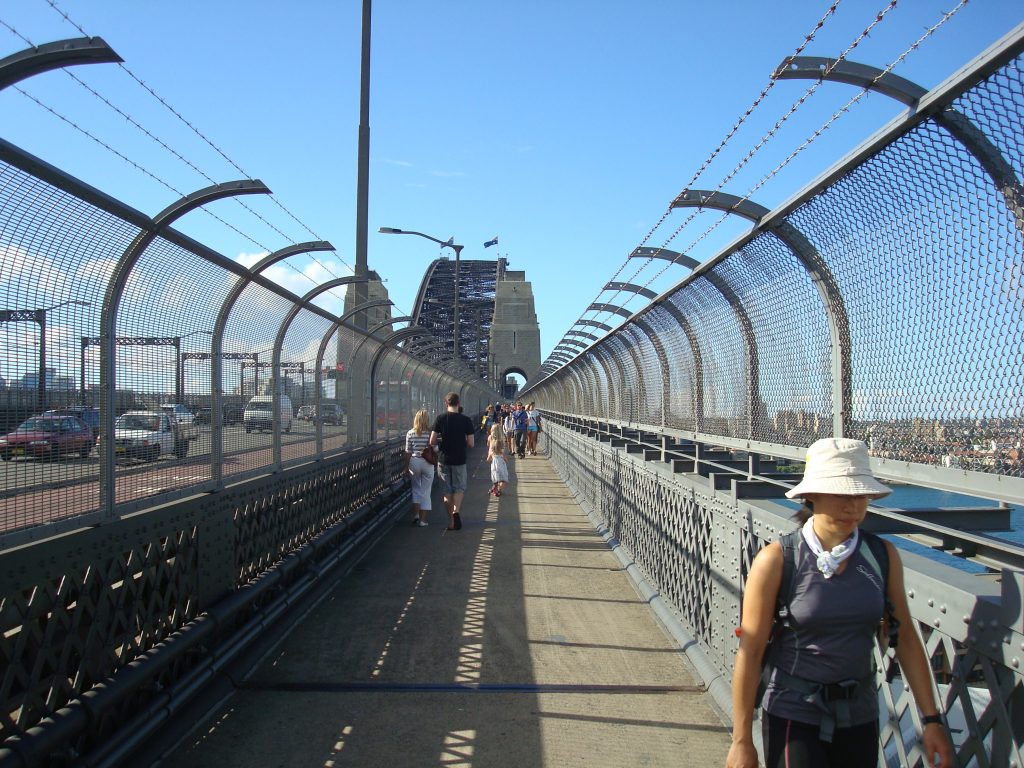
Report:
378,226,464,360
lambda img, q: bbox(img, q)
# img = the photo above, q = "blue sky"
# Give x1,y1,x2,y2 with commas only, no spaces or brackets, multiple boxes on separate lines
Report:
2,0,1022,386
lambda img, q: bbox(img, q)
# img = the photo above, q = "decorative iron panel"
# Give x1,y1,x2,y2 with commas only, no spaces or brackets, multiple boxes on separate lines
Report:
0,438,407,751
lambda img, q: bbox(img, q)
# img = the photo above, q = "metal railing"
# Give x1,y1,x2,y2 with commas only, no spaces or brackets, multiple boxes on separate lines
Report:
0,134,492,549
522,27,1024,768
543,417,1023,768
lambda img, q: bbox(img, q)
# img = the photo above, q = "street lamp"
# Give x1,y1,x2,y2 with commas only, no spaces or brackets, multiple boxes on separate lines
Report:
379,227,464,360
1,299,91,410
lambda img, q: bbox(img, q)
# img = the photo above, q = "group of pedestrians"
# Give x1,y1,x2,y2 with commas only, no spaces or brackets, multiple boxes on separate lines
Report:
410,407,952,767
404,394,543,531
490,401,542,459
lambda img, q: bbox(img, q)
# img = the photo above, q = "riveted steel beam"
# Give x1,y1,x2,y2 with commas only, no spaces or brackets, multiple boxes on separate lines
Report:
586,302,633,320
573,319,615,333
564,330,601,343
630,246,700,270
0,37,122,91
775,55,926,106
556,338,589,350
674,189,852,437
603,281,658,300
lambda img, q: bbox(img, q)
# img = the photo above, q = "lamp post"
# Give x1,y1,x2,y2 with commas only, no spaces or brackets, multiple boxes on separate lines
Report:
379,227,463,361
1,299,91,411
176,330,213,404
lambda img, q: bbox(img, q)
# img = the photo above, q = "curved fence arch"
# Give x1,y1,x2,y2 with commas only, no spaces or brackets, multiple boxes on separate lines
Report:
528,35,1024,506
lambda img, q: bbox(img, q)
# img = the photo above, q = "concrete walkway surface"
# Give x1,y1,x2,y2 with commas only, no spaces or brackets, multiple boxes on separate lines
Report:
167,439,732,767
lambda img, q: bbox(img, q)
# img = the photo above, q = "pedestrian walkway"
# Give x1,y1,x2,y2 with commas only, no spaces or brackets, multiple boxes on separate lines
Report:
168,441,732,767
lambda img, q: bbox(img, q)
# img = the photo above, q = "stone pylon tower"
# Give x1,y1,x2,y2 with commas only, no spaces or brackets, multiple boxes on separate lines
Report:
488,270,540,394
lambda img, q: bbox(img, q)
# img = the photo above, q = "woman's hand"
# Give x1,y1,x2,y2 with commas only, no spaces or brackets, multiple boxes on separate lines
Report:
726,740,759,768
921,723,954,768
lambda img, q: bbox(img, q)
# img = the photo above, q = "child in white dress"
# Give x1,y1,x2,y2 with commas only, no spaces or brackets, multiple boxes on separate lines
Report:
487,424,509,496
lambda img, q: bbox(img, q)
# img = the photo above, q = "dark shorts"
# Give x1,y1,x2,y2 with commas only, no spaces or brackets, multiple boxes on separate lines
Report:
439,463,467,493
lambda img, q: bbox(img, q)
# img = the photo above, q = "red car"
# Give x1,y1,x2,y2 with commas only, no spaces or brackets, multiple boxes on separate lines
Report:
0,414,95,461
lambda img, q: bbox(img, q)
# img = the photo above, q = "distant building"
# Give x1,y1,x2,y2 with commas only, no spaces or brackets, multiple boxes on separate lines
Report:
16,368,76,390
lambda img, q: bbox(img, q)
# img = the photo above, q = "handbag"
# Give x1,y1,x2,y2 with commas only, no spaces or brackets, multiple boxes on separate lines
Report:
421,445,439,466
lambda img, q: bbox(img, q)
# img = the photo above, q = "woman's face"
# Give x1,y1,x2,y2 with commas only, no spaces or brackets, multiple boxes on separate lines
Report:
805,493,871,536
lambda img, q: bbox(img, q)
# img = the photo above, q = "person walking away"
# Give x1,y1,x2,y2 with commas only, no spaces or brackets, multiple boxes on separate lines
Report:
525,402,541,456
512,401,528,458
430,392,475,531
727,438,953,768
481,405,494,435
404,409,435,527
486,423,509,496
503,406,516,456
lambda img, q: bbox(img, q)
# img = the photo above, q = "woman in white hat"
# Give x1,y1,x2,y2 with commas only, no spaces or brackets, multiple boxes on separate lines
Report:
726,438,953,768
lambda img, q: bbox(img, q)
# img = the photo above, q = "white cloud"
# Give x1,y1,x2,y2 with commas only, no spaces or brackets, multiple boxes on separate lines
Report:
235,250,269,269
0,243,69,299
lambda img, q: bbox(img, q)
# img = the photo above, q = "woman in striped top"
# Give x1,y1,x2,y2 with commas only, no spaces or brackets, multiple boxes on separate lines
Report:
405,409,435,527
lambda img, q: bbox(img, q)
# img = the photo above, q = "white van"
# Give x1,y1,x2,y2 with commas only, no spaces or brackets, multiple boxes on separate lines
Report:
244,395,293,433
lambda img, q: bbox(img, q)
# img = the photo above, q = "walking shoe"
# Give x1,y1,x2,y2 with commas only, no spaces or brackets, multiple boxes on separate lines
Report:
416,520,429,527
453,513,462,530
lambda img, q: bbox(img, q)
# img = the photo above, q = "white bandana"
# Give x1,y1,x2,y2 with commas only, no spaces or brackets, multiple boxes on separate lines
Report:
801,517,859,579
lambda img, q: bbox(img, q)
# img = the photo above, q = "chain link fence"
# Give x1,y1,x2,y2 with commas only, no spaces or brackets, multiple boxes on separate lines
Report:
0,137,492,549
527,36,1024,508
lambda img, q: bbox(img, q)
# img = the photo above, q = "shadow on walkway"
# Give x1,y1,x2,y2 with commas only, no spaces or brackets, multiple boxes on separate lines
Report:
168,441,731,767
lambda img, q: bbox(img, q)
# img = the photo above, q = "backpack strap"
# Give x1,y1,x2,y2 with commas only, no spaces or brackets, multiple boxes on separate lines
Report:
753,530,800,708
859,530,901,669
775,530,801,624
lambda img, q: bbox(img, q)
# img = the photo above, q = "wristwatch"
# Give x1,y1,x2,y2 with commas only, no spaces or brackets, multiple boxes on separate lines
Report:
921,714,944,727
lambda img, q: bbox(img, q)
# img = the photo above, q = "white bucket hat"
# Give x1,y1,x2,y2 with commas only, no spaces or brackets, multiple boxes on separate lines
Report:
785,438,891,499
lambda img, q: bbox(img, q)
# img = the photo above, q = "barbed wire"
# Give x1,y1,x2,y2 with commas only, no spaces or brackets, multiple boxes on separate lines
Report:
542,1,846,367
1,6,438,354
39,0,369,297
543,0,968,372
625,0,967,303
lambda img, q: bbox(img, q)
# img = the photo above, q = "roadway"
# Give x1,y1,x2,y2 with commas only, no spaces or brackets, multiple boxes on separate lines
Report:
0,420,358,534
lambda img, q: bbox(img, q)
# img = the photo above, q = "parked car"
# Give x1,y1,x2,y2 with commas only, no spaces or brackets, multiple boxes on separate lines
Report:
45,406,100,438
316,403,345,425
113,410,189,461
223,405,245,425
160,404,199,442
0,414,94,461
193,405,245,426
296,405,315,422
244,395,293,433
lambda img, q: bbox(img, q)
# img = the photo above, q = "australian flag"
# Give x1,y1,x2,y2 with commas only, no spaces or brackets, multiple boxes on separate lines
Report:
483,236,499,248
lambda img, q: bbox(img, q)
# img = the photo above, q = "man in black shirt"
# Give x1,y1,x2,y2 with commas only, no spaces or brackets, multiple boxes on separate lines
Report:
429,392,476,530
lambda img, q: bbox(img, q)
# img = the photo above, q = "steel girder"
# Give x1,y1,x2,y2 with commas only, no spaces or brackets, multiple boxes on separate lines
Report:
410,258,499,377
